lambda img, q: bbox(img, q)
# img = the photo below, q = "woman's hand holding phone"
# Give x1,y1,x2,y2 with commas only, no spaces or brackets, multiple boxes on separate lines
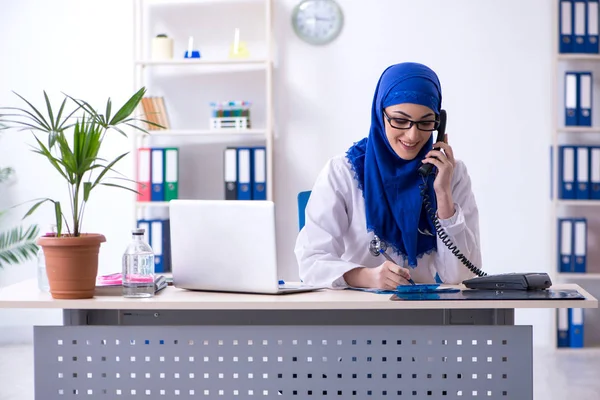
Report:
421,134,456,219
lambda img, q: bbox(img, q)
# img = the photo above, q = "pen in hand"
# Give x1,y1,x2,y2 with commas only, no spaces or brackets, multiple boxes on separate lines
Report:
379,251,416,286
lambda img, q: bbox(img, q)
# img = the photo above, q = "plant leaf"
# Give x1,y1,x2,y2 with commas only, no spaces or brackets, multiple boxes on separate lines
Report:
31,135,69,182
84,182,92,202
23,198,53,219
92,152,129,189
12,92,51,131
100,182,139,195
55,202,62,237
109,87,146,126
43,91,55,129
105,98,112,124
0,225,40,269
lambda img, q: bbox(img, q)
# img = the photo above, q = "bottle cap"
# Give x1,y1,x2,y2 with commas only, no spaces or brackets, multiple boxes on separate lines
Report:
132,228,145,235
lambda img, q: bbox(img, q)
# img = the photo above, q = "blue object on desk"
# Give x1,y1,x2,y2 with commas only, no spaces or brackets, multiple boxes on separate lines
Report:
184,50,201,58
279,280,285,285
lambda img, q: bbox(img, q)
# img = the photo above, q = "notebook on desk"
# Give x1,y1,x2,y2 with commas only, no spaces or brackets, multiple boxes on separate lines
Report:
169,200,320,295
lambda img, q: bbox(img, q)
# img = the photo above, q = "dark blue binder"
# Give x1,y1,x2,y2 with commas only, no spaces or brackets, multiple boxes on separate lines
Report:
578,72,592,126
558,218,574,272
590,146,600,198
565,72,578,126
148,219,171,273
559,146,576,199
560,0,574,53
236,148,253,200
568,308,584,347
557,308,570,347
576,146,590,199
573,218,587,273
251,147,267,200
574,0,588,52
587,0,600,53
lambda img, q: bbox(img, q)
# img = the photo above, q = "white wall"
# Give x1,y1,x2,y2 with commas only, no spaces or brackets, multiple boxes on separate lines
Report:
0,0,554,346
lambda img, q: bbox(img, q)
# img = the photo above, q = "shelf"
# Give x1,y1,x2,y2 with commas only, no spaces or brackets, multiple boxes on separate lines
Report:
137,202,170,207
139,129,266,137
557,200,600,206
135,59,269,73
144,0,264,5
557,273,600,280
558,53,600,61
557,127,600,133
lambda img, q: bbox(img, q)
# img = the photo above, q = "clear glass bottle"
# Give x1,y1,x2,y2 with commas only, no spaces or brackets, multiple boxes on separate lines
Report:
37,224,57,292
122,228,155,298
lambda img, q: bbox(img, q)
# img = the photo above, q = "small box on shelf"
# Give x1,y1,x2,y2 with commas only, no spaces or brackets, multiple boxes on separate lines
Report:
209,101,251,130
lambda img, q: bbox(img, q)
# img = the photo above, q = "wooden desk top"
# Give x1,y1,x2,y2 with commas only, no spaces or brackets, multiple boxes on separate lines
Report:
0,279,597,311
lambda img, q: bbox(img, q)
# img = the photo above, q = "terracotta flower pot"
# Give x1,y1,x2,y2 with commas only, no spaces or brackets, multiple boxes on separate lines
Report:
37,234,106,299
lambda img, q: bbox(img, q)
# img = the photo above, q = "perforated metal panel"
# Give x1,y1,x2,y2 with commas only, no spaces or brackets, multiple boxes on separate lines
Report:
35,325,532,399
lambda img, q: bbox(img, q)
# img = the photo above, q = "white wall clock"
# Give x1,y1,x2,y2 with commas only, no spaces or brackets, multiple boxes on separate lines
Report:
292,0,344,46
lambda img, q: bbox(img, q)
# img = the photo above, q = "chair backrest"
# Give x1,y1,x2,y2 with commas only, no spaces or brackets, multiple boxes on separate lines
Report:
297,191,311,231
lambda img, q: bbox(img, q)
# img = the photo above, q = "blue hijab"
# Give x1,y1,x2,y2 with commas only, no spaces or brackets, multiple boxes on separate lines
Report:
346,62,442,267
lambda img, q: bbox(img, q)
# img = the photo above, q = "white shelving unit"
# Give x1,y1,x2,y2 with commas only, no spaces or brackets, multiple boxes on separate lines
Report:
131,0,274,222
552,0,600,349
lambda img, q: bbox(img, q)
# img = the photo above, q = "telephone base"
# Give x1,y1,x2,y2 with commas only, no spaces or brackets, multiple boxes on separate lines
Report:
462,273,552,291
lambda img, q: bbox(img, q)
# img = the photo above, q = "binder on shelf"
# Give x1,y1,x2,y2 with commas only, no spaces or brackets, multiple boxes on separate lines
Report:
590,146,600,199
573,218,587,273
137,148,151,202
576,145,590,199
587,0,599,53
136,219,151,245
236,148,252,200
557,308,570,347
151,148,164,201
252,147,267,200
558,218,574,272
149,219,171,273
568,308,584,347
164,148,179,201
574,0,587,52
565,72,578,126
559,145,576,199
578,72,592,126
224,147,238,200
560,0,574,53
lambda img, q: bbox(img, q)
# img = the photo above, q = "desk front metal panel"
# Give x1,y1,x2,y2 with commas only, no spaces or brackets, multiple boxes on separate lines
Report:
35,323,531,399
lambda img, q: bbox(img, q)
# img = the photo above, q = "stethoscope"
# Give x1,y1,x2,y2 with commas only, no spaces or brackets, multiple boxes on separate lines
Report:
368,235,416,285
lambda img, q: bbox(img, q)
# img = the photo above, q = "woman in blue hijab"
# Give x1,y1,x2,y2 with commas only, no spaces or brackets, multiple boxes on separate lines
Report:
295,62,482,290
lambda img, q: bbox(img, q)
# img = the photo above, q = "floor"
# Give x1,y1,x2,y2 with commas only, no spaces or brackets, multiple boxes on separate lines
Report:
1,344,598,399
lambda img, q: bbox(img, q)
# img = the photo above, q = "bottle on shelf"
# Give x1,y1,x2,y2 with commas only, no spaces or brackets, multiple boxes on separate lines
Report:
37,224,57,292
122,228,155,298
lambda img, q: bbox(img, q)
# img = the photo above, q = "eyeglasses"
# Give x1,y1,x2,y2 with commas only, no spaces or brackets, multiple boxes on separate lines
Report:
383,110,439,132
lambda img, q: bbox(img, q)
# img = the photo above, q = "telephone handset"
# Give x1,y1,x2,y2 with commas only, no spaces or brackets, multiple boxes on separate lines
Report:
415,110,552,290
416,109,487,278
418,109,447,177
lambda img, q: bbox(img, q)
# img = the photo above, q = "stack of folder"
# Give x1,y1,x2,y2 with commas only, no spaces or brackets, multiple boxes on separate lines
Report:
557,308,585,347
564,71,592,127
223,146,267,200
141,96,170,130
560,0,599,54
137,147,179,202
557,145,600,199
136,218,171,273
557,217,587,273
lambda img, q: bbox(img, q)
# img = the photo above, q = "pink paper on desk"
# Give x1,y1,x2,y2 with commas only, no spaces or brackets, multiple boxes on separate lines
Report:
96,273,153,286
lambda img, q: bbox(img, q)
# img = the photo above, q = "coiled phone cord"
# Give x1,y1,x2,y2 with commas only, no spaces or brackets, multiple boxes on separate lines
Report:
419,177,487,277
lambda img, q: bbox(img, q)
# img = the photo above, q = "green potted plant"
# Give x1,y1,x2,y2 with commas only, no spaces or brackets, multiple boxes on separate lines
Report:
0,88,155,299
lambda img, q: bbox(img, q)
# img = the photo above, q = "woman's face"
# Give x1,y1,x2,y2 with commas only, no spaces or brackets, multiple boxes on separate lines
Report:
383,103,437,160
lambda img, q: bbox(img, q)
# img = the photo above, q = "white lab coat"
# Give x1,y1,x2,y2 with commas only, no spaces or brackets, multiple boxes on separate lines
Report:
294,153,482,289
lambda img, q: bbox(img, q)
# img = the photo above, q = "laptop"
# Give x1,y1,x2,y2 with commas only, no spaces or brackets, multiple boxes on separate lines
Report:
169,199,320,294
